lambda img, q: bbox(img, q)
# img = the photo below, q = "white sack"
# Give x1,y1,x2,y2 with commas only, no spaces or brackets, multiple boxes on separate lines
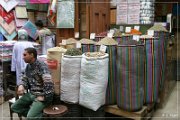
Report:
79,53,109,111
61,55,82,103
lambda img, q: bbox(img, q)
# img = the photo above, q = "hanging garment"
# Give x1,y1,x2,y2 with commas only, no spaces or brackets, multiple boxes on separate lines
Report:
0,0,18,12
41,34,55,55
0,33,4,41
0,5,14,24
0,26,17,40
11,41,34,85
0,16,16,35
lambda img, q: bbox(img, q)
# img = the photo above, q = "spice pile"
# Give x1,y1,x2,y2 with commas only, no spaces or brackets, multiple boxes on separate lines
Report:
80,38,96,44
85,52,106,57
64,48,82,56
96,37,118,45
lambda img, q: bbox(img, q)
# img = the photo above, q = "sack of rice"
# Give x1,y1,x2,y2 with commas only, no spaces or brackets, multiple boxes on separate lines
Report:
79,52,109,111
61,48,82,103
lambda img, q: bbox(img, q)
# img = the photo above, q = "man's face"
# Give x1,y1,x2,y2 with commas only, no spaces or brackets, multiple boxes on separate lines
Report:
23,51,33,63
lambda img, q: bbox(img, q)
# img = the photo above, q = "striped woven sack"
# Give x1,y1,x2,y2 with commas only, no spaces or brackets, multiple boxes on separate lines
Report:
94,44,117,105
140,37,161,104
81,44,96,53
113,35,133,44
116,42,145,111
154,32,169,90
105,45,117,105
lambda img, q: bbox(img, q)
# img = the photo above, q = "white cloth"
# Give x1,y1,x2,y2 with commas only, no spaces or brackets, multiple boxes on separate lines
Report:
11,41,34,85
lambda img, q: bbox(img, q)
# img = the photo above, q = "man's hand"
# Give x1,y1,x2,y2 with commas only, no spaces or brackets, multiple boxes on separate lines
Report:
17,85,25,96
36,96,44,101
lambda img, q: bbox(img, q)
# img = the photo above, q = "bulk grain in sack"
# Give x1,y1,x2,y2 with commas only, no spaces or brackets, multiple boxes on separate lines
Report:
47,47,67,95
116,40,145,112
148,24,169,90
79,52,109,111
96,37,118,105
79,38,96,53
61,48,82,103
140,36,161,104
59,38,77,49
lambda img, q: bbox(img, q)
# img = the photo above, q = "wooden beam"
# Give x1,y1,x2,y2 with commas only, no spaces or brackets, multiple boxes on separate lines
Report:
105,105,148,120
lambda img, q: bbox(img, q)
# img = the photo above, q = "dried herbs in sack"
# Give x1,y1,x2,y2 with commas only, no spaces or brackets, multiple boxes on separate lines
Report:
79,52,109,111
96,37,118,105
61,48,82,103
116,40,145,112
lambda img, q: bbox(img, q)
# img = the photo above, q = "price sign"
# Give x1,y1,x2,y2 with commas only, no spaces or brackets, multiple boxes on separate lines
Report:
125,27,131,33
147,30,154,36
74,32,79,38
100,45,107,53
76,42,81,48
90,33,95,39
62,39,66,45
134,26,140,31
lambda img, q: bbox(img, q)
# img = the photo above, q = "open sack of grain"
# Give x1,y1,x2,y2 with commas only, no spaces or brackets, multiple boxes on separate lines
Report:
79,38,96,53
116,40,145,112
139,36,161,104
47,47,67,95
61,48,82,103
79,52,109,111
148,24,169,90
96,37,118,105
59,38,77,49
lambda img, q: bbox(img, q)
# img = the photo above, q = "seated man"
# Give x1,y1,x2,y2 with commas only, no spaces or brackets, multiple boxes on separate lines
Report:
11,47,54,120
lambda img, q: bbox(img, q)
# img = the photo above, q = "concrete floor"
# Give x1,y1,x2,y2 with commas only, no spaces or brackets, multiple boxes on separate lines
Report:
152,81,179,120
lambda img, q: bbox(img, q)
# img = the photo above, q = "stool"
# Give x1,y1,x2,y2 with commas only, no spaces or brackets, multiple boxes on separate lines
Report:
43,105,68,119
8,97,22,120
